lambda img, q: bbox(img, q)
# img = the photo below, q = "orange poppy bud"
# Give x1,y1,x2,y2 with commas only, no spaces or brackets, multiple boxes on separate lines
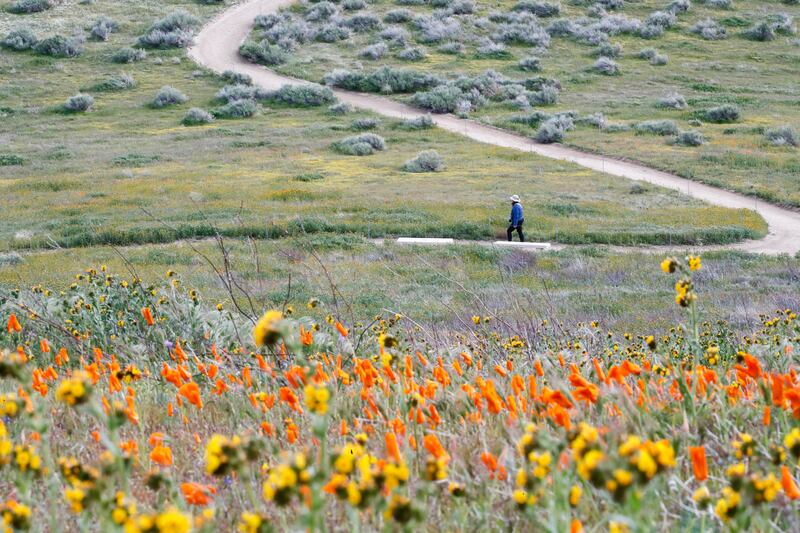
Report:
688,446,708,482
141,307,154,326
781,465,800,500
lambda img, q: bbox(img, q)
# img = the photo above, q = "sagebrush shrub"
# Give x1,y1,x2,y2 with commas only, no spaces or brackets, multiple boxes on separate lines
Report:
379,26,409,46
536,115,573,143
635,120,679,136
448,0,475,15
657,92,687,109
305,1,337,21
329,102,353,114
765,126,798,147
512,1,561,17
351,117,380,130
138,10,199,48
412,85,467,113
384,9,413,23
212,99,257,119
33,34,84,57
91,73,135,91
592,56,618,75
702,0,731,7
396,46,426,61
324,66,440,94
216,84,263,103
638,47,658,60
8,0,52,14
475,41,511,59
517,56,542,72
414,16,461,43
591,42,621,58
493,18,552,47
222,70,252,86
650,53,668,65
152,86,187,108
743,21,775,41
398,114,434,130
1,28,37,51
403,150,444,172
646,10,677,29
262,18,312,45
673,130,706,146
90,16,119,41
181,107,214,126
111,46,146,63
315,24,351,43
703,104,740,123
360,42,388,60
263,84,336,107
343,14,382,33
332,133,386,155
691,18,727,40
437,42,463,54
638,24,664,39
771,13,796,36
239,39,287,65
576,112,606,129
666,0,691,13
64,94,94,112
343,0,366,10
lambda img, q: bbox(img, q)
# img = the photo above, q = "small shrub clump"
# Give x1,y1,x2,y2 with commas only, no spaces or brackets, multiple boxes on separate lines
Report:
216,84,264,103
91,73,135,91
222,70,252,86
672,130,706,146
329,102,353,115
239,39,287,65
138,10,199,48
591,42,622,58
151,86,188,108
63,94,94,112
33,34,84,57
703,104,740,123
396,46,426,61
212,100,257,119
592,56,619,75
384,9,413,23
691,18,727,40
90,16,119,41
182,107,215,126
635,120,679,136
8,0,53,14
517,56,541,72
324,66,440,94
403,150,444,172
361,42,388,60
111,46,146,63
764,126,798,147
398,114,434,130
536,115,574,143
332,133,386,155
657,93,687,109
1,28,37,51
743,21,775,42
263,84,336,107
512,1,561,17
351,117,380,130
343,14,382,33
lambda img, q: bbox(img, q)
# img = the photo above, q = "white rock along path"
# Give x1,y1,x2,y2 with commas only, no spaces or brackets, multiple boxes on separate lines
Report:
189,0,800,255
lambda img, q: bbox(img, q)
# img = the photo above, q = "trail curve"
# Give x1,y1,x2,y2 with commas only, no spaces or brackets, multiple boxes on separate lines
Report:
188,0,800,255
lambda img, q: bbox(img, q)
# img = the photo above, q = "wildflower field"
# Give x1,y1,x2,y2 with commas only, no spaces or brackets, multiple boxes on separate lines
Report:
1,253,799,532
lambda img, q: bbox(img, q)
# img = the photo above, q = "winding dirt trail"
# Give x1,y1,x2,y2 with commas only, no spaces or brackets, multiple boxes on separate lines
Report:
188,0,800,255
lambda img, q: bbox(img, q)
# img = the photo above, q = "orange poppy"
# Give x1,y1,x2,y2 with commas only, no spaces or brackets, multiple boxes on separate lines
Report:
7,313,22,333
150,445,173,467
781,465,800,500
181,482,216,506
141,307,154,326
688,446,708,481
178,382,203,409
386,431,402,463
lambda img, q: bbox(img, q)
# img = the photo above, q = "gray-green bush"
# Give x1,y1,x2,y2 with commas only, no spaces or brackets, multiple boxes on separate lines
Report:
90,16,119,41
262,84,336,107
33,34,84,57
765,126,798,147
212,100,257,119
402,150,444,172
64,94,94,112
673,130,707,146
703,104,740,123
91,73,135,91
151,86,187,108
8,0,52,14
1,28,37,50
111,47,146,63
635,120,678,136
239,39,287,65
138,10,199,48
182,107,214,126
332,133,386,155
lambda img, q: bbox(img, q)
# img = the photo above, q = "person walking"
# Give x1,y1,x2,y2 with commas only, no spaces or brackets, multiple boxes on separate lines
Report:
507,195,525,242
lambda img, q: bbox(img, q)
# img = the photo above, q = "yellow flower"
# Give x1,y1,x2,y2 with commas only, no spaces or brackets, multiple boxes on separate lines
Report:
64,488,85,513
154,507,191,533
660,258,677,273
253,310,283,347
55,372,92,406
569,485,582,507
693,486,710,507
687,255,701,271
303,384,330,415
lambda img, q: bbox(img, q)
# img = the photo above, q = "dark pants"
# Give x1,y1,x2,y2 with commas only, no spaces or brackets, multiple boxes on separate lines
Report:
507,221,524,242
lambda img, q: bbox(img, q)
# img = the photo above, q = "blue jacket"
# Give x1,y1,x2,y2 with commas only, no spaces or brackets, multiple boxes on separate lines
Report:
510,203,523,226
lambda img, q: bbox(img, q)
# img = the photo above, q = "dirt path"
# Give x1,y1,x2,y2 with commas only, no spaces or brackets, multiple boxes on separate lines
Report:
188,0,800,256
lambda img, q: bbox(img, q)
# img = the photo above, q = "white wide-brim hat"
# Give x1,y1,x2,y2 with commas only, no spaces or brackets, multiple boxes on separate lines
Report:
509,195,520,202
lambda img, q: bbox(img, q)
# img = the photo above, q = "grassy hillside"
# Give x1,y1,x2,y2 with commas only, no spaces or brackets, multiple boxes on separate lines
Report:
0,0,767,250
253,0,800,207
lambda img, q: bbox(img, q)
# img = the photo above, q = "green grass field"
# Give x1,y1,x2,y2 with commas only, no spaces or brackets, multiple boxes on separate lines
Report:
261,0,800,207
0,0,768,252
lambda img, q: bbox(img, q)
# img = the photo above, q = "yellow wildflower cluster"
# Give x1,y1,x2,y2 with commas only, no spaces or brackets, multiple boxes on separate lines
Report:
0,500,32,532
262,452,311,506
55,371,92,406
204,434,263,477
303,383,330,415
